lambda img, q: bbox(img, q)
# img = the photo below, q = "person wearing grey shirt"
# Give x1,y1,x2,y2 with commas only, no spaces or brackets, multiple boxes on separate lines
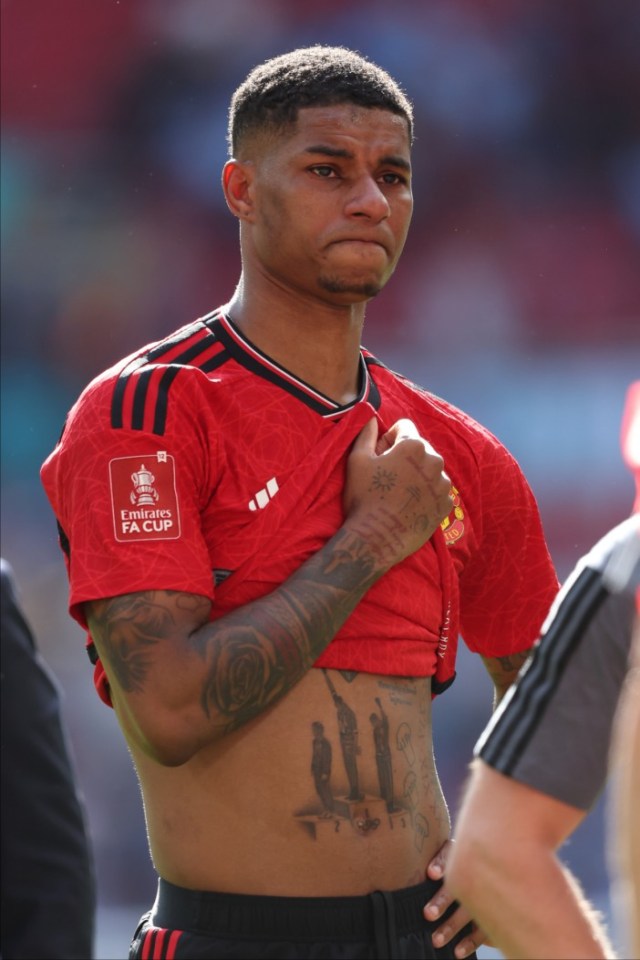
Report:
478,514,639,809
445,514,640,960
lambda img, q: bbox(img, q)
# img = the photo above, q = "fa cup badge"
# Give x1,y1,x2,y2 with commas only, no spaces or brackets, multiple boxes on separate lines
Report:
130,465,159,506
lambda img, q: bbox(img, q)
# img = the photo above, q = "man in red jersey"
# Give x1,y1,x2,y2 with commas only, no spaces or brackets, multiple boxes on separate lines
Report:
41,46,558,960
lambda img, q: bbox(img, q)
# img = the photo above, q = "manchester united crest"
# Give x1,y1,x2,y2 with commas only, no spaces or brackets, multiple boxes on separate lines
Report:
441,485,465,545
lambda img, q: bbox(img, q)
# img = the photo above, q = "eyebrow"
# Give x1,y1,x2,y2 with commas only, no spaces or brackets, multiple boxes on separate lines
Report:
303,144,411,173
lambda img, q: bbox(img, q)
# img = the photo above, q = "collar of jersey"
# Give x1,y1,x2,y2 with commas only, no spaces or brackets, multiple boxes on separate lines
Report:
213,310,378,418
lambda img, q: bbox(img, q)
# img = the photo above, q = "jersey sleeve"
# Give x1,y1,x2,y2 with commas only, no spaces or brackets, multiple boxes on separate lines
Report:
474,525,639,809
40,364,218,628
458,437,559,658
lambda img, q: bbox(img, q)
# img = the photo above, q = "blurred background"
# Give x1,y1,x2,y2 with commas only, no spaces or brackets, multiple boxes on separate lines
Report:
1,0,638,956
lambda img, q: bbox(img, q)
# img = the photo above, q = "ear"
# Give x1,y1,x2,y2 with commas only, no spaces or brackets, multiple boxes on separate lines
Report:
221,159,254,220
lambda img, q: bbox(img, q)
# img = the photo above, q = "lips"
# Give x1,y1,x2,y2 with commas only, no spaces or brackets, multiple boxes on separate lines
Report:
329,237,388,254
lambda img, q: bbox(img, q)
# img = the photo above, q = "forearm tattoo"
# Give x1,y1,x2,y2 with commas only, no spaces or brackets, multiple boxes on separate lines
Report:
87,527,390,736
86,591,209,693
193,526,381,733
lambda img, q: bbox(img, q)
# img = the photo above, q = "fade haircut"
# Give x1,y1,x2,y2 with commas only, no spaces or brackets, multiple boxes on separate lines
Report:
228,45,414,156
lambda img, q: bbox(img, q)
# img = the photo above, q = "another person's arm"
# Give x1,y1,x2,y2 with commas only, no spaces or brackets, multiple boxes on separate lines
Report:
609,618,640,959
441,519,639,959
447,760,614,960
85,418,453,766
421,649,534,958
423,437,560,956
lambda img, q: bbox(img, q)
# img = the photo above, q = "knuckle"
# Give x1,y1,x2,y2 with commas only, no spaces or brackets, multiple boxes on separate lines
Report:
402,436,423,453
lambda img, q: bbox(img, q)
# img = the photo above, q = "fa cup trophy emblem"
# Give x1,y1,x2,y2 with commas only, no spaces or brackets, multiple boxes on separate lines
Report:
130,465,159,505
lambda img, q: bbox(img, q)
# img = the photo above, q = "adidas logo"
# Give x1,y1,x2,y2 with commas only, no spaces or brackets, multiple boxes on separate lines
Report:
248,477,279,511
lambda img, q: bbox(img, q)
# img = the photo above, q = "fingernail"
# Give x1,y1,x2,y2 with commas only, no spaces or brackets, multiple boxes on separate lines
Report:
430,864,443,878
425,904,439,920
433,933,445,947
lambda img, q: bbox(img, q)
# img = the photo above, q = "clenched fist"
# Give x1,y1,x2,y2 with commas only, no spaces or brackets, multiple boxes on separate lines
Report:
343,418,453,571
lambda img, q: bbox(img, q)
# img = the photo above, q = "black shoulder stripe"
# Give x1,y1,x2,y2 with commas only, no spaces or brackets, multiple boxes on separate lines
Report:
146,320,208,361
201,350,230,373
170,336,222,368
111,356,150,429
111,322,230,434
131,366,155,431
152,365,183,435
478,567,608,774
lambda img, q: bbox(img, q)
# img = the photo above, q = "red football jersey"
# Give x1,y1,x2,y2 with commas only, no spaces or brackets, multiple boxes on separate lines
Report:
41,309,559,704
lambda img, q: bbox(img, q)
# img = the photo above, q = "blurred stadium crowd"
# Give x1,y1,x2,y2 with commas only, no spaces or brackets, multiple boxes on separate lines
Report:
1,0,639,953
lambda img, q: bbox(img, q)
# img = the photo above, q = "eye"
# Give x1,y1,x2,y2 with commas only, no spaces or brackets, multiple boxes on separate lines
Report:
310,165,338,179
379,171,408,186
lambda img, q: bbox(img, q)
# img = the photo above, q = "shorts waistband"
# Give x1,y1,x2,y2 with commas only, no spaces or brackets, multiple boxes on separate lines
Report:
152,876,440,940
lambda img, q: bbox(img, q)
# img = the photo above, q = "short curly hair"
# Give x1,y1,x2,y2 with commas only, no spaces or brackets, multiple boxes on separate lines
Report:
228,45,414,156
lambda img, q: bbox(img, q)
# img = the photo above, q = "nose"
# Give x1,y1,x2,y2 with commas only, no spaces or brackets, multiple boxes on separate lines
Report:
344,175,391,221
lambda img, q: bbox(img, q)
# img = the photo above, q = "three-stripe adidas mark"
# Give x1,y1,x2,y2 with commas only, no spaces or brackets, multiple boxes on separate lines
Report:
249,477,279,511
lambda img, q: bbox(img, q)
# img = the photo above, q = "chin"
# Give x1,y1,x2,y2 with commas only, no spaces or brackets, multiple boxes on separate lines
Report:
318,277,383,301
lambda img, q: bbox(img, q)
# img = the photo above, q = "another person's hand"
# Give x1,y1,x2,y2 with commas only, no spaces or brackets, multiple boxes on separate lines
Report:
344,418,453,568
423,839,491,959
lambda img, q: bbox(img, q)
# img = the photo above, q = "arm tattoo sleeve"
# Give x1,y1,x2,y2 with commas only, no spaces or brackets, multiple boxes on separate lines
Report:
86,591,209,693
87,525,383,738
192,526,381,734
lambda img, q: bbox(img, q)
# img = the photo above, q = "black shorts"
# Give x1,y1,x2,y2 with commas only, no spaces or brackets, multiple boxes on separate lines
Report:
129,876,476,959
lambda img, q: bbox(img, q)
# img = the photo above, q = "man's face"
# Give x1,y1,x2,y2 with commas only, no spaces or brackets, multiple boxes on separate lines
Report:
242,103,413,306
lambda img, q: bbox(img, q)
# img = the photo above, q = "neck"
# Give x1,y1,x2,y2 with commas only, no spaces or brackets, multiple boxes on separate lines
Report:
225,279,367,405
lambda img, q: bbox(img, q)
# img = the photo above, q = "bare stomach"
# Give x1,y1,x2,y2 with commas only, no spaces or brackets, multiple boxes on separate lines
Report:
131,668,451,896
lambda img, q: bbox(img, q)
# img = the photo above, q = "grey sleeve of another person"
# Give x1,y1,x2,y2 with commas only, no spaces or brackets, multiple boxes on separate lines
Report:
0,559,96,959
475,515,640,811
